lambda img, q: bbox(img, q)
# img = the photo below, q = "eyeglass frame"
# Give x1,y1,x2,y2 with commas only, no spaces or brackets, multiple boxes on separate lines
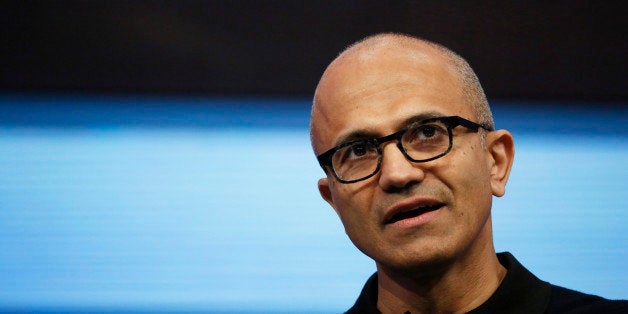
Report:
316,115,493,184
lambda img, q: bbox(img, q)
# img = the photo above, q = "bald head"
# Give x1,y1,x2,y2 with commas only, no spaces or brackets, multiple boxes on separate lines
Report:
310,33,492,155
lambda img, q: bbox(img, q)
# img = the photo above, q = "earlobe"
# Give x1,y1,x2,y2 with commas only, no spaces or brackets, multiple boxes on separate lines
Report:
486,130,515,197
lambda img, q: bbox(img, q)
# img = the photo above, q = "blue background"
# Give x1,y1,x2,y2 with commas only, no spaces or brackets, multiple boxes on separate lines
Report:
0,94,626,313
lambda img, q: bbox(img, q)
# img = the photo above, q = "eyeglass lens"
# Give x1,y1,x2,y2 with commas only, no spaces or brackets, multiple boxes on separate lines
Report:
331,120,451,182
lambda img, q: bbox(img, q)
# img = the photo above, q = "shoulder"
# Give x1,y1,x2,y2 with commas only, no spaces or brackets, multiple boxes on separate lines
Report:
345,273,379,314
546,285,628,313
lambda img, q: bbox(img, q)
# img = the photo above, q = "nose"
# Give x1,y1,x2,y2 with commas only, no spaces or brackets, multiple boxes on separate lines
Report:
377,142,425,192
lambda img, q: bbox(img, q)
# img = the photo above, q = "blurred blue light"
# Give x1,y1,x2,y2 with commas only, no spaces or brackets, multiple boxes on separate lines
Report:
0,94,626,312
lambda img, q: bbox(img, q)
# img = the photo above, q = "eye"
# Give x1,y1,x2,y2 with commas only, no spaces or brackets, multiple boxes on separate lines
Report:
338,141,377,162
409,123,447,140
418,125,437,138
350,144,368,156
347,142,373,158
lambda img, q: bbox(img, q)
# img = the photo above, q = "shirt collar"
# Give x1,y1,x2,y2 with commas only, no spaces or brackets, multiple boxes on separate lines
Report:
346,252,552,313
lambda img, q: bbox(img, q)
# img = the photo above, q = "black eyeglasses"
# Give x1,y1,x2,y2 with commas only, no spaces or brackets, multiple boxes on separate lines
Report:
317,116,493,183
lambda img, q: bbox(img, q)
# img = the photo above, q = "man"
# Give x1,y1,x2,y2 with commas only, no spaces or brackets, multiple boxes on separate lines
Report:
309,33,626,313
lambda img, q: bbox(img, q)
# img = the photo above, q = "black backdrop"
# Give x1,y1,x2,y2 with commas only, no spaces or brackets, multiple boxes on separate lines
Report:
2,1,626,101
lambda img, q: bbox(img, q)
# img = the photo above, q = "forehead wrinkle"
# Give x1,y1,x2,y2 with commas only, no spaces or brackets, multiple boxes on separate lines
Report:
317,51,464,117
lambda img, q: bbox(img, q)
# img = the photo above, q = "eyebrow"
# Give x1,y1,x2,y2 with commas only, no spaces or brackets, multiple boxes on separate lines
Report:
400,111,444,127
333,110,445,147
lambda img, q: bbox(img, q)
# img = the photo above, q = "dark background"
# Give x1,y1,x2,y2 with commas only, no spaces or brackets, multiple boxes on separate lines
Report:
2,1,626,101
1,2,627,311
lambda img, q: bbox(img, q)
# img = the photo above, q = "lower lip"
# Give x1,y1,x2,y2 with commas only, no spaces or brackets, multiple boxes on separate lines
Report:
386,207,442,229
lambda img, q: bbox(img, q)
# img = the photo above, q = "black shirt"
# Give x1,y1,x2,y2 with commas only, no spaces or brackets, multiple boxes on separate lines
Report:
346,252,627,313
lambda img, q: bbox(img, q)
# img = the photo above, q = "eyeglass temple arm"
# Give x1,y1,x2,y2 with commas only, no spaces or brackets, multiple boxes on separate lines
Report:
450,116,493,132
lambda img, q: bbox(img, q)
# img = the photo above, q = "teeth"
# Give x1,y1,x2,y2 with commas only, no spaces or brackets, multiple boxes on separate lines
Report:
405,205,430,211
415,205,435,210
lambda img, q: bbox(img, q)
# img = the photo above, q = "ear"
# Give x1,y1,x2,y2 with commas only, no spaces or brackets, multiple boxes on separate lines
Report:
485,130,515,197
318,177,340,216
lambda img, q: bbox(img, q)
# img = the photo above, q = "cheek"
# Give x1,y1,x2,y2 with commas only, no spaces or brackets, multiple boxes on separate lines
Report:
443,144,492,204
332,179,377,210
331,184,378,231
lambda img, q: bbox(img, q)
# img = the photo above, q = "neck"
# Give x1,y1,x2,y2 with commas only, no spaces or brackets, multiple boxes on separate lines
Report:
375,226,505,313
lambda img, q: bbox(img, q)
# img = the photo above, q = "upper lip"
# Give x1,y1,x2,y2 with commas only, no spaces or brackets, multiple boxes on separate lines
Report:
382,197,445,224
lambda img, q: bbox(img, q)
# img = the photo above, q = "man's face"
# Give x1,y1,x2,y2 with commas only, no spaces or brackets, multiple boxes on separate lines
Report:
312,45,501,272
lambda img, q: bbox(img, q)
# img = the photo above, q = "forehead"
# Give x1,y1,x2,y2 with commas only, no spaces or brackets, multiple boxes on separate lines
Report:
312,45,474,152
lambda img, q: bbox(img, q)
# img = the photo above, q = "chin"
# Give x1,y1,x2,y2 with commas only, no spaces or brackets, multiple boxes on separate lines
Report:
374,245,456,275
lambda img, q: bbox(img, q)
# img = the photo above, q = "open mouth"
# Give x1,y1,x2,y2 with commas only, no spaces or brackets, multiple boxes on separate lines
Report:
386,204,444,224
